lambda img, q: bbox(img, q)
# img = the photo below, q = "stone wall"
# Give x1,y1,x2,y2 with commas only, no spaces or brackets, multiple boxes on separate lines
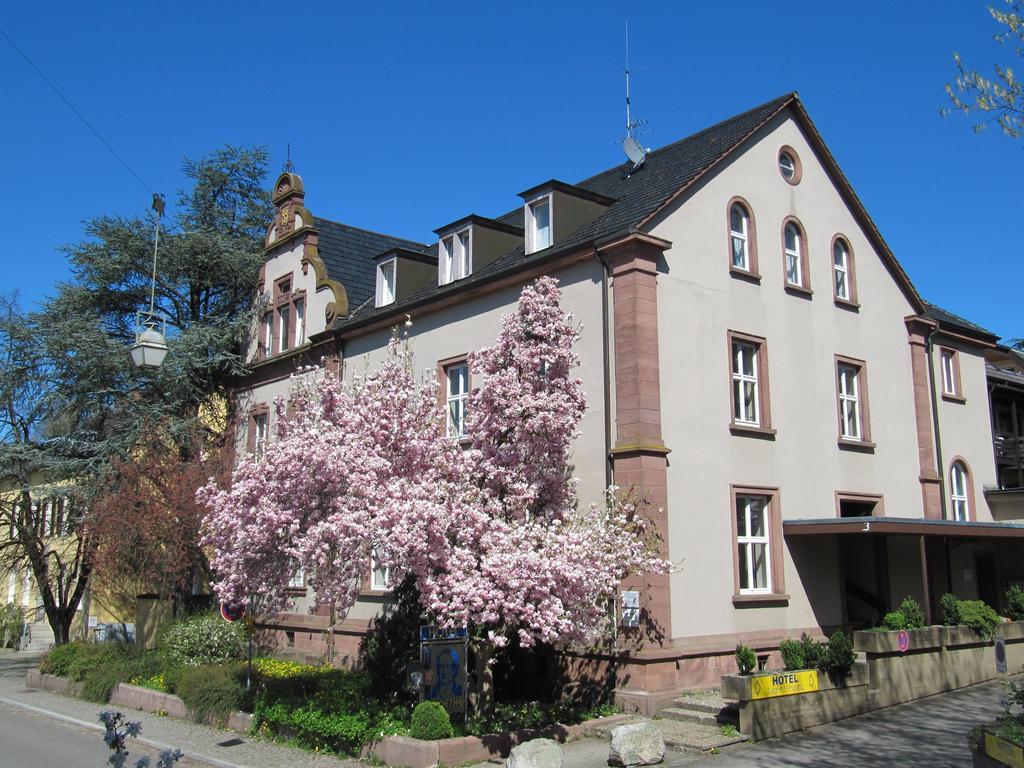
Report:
722,621,1024,741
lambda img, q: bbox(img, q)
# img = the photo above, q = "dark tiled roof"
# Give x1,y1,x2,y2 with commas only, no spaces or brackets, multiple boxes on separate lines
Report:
923,301,998,340
314,217,428,311
334,93,796,328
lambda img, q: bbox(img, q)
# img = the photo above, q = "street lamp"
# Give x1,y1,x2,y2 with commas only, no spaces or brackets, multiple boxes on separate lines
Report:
130,193,168,370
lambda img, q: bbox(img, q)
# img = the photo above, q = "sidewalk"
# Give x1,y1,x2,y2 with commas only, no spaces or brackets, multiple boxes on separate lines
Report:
0,658,364,768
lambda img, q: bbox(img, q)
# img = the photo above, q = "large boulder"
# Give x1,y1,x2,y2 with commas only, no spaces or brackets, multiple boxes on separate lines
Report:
608,722,665,766
507,738,563,768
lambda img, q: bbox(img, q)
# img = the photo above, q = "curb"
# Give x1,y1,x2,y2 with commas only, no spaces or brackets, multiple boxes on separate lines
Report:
0,696,252,768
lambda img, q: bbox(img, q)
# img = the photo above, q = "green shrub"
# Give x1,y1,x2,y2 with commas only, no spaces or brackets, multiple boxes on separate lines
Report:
899,597,927,629
176,665,244,723
254,700,404,755
798,633,825,668
1006,586,1024,622
778,639,804,671
40,642,87,677
882,611,907,631
409,701,453,741
0,603,23,648
734,644,756,675
941,593,962,626
161,614,245,668
822,630,856,682
77,646,163,703
959,600,1000,639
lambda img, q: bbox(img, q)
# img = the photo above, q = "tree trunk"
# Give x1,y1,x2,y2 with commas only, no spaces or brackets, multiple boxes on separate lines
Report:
469,638,495,716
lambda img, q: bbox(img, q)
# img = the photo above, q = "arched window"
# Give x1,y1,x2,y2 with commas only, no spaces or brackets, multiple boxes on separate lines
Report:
783,221,807,289
950,461,971,521
730,203,750,271
833,239,851,301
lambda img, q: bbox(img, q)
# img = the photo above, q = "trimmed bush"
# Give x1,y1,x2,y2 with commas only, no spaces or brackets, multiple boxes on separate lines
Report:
734,644,756,675
899,597,927,629
409,700,453,741
822,630,856,682
798,633,824,668
161,613,245,668
959,599,1000,639
941,593,962,626
1006,586,1024,622
882,611,907,631
176,665,244,723
778,638,804,671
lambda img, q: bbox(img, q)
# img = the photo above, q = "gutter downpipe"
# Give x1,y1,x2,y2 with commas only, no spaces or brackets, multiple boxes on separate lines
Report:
595,248,614,489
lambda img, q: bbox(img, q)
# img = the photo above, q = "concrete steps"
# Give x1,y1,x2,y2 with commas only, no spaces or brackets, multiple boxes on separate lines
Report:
667,690,740,728
20,619,54,654
587,709,747,754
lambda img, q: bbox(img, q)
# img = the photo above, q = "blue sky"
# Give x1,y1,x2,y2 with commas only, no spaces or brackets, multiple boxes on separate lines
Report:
1,1,1018,340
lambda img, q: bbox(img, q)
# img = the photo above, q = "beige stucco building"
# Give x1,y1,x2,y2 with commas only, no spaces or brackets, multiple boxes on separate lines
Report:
232,93,1024,712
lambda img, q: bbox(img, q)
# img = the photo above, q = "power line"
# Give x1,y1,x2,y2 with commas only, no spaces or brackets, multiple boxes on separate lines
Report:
0,26,154,195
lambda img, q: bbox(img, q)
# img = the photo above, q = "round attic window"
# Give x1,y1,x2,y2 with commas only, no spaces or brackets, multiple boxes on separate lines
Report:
778,147,801,185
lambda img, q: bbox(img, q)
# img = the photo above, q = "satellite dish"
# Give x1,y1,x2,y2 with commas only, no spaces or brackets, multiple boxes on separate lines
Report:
623,136,647,170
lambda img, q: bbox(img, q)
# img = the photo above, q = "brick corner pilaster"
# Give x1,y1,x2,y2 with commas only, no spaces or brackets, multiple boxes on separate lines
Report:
904,315,942,519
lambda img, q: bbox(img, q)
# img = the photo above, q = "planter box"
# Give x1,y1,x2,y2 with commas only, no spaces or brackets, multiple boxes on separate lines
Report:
972,730,1024,768
110,683,187,720
996,621,1024,643
721,663,871,741
26,671,84,698
366,714,632,768
853,626,944,655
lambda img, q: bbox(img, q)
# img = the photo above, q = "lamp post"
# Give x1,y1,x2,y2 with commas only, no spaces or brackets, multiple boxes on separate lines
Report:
129,193,168,369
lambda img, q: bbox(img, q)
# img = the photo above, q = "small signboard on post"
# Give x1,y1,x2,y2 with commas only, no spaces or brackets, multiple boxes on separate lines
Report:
419,625,467,720
995,636,1008,675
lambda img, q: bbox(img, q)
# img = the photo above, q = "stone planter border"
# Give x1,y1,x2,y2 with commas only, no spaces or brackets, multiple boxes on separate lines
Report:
366,714,634,768
26,669,627,768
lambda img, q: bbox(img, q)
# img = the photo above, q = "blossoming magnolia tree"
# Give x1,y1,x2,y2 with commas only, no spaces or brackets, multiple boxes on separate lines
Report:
200,277,669,706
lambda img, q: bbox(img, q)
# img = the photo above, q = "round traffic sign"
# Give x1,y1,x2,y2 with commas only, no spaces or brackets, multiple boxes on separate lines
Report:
897,629,910,653
220,602,246,622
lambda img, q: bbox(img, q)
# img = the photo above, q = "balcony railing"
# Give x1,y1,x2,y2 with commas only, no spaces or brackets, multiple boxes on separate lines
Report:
994,433,1024,489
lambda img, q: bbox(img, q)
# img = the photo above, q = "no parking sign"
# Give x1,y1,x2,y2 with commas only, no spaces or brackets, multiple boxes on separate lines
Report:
995,636,1008,674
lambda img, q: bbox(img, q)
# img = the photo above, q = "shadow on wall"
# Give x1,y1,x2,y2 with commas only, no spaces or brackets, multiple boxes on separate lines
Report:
787,535,847,631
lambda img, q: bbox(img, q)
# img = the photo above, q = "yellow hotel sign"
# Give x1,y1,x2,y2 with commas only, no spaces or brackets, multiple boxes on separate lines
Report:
750,670,819,700
985,733,1024,768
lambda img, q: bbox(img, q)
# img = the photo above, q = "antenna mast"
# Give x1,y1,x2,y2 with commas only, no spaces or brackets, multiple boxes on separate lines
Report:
620,21,648,171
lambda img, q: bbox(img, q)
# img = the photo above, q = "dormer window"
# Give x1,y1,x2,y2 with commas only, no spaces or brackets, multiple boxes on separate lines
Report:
525,196,552,254
440,227,472,285
376,258,397,307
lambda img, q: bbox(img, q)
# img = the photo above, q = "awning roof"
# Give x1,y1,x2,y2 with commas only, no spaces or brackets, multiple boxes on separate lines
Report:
783,516,1024,538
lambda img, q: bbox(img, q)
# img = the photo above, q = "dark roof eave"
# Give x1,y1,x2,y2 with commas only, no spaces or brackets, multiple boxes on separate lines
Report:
517,178,618,206
308,234,620,343
783,516,1024,538
433,214,525,237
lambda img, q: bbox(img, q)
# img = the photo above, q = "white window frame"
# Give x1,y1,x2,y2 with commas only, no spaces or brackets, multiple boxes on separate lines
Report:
950,462,970,521
278,305,291,353
729,203,750,271
376,258,397,307
833,241,850,300
941,349,958,397
287,567,305,589
370,548,390,591
294,297,305,345
525,194,553,255
784,223,802,287
445,362,469,439
22,569,30,607
732,340,760,426
263,311,273,355
838,363,862,440
736,495,772,595
6,568,15,604
439,228,473,285
253,413,268,456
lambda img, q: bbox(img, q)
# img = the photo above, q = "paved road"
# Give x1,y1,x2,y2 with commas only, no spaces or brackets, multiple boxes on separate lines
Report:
0,698,203,768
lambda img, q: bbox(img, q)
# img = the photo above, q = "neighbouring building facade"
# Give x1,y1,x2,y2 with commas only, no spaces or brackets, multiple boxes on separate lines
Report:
231,93,1024,713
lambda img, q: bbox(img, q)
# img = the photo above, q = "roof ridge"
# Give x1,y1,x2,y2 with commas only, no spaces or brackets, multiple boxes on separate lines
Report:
573,92,797,188
313,215,429,250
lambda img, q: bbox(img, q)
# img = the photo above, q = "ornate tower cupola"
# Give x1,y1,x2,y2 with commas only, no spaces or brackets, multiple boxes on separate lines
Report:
267,172,312,245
